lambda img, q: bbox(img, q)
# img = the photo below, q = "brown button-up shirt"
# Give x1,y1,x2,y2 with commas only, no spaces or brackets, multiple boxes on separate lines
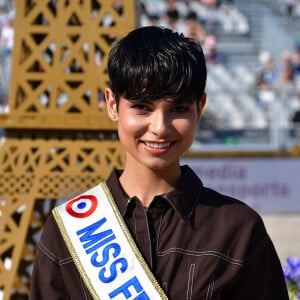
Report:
30,166,289,299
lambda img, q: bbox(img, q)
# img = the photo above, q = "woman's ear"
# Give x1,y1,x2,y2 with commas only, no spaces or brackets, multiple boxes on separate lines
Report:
105,88,118,121
197,93,206,121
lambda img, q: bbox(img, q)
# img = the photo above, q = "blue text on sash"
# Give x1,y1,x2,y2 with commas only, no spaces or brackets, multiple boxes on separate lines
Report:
76,217,150,299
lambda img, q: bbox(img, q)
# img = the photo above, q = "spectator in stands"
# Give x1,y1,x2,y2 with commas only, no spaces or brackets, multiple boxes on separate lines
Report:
291,41,300,77
291,43,300,99
184,10,206,44
198,0,219,34
161,7,185,33
255,51,279,103
274,50,295,102
292,109,300,123
139,2,160,27
165,8,180,31
0,4,8,28
276,51,294,83
166,0,188,19
203,34,226,65
0,13,13,103
256,51,278,89
0,2,10,104
283,0,296,20
142,0,167,19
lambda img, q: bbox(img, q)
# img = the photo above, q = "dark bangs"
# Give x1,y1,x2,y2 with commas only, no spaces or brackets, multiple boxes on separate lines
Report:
107,26,207,103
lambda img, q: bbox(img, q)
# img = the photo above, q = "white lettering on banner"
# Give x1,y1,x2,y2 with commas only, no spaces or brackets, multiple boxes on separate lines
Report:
181,158,300,213
76,217,150,299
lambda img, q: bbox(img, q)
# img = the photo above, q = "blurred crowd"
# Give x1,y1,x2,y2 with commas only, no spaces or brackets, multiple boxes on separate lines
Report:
140,0,300,125
0,0,14,112
139,0,247,65
0,0,300,125
255,44,300,123
269,0,300,20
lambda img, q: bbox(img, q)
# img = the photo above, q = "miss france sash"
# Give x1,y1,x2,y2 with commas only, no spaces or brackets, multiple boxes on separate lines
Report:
53,182,168,300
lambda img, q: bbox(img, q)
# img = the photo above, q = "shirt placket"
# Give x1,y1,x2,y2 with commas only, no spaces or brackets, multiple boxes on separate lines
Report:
131,200,153,268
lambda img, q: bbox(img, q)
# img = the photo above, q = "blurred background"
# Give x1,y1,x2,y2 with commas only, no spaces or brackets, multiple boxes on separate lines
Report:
137,0,300,152
1,0,300,150
0,0,299,268
2,0,300,151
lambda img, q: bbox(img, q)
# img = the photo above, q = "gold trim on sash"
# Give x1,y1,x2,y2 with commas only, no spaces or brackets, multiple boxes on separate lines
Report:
53,207,101,300
53,181,168,300
101,182,168,299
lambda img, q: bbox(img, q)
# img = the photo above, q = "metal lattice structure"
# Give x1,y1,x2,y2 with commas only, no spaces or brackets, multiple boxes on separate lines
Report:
0,1,136,299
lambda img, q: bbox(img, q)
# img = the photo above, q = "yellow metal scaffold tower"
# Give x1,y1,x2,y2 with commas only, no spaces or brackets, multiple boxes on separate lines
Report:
0,1,136,299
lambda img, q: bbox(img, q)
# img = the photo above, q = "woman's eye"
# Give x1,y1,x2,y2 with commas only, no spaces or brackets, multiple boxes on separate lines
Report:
172,106,189,113
132,104,151,111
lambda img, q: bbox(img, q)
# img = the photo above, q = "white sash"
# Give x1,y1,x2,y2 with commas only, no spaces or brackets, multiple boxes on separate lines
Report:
53,182,168,300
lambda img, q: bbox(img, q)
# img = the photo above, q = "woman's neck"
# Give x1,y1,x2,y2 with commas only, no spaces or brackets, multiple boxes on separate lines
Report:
119,165,181,207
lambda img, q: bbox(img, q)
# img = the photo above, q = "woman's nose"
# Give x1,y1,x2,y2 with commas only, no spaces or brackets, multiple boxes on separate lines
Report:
149,111,172,136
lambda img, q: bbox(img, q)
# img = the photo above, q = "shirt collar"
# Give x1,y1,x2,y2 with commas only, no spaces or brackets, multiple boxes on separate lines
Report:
162,165,203,220
105,165,203,221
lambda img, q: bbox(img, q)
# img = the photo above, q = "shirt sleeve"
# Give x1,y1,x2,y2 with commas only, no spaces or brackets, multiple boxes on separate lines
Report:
29,216,69,299
223,235,289,300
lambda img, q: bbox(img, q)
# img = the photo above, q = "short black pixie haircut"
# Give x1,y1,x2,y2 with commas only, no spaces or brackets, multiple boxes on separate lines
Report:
107,26,207,105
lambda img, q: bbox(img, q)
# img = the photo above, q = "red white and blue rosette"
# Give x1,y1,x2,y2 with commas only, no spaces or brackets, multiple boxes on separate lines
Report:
66,195,98,218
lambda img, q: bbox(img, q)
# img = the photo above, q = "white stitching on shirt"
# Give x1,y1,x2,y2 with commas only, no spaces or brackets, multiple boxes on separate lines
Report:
186,263,195,300
38,241,59,264
145,208,153,267
156,214,164,251
157,235,270,267
205,274,215,300
38,241,72,266
163,282,168,293
132,208,137,241
157,248,244,265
